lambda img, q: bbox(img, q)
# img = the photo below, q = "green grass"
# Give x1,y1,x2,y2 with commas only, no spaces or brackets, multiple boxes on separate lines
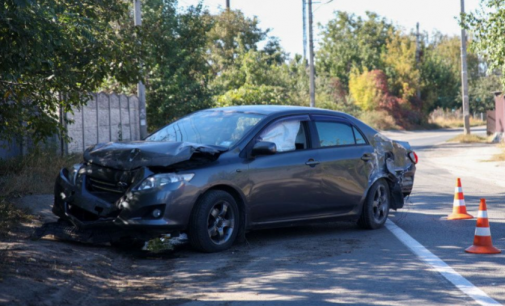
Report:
446,134,489,143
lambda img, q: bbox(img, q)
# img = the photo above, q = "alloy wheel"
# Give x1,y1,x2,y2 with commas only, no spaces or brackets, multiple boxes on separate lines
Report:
207,201,235,245
372,185,388,223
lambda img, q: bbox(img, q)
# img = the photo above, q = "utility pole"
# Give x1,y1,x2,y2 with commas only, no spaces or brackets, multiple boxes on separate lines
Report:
226,0,230,10
415,22,421,100
308,0,315,107
302,0,307,65
134,0,147,139
460,0,471,134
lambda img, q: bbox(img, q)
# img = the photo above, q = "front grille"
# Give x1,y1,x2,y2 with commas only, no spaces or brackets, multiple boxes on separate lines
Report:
88,177,124,194
84,165,137,203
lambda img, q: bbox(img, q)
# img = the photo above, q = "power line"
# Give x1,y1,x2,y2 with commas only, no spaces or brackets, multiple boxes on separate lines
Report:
313,0,334,13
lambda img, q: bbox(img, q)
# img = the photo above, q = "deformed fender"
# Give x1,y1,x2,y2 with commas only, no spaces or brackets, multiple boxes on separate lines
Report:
364,133,415,210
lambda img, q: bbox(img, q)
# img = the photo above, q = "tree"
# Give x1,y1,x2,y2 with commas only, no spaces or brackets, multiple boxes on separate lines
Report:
207,9,268,74
420,48,460,111
0,0,141,144
213,45,293,106
142,0,214,128
381,31,420,102
216,84,288,107
466,0,505,86
469,74,502,113
317,11,393,88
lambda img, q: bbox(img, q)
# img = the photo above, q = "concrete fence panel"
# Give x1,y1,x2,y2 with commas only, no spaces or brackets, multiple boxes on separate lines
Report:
65,92,140,154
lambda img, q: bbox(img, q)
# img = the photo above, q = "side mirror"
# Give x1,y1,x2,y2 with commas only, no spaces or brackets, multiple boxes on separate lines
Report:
251,141,277,156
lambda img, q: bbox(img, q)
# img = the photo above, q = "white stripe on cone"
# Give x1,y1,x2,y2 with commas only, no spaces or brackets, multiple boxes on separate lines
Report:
475,227,491,237
477,211,488,218
453,199,466,207
455,187,463,193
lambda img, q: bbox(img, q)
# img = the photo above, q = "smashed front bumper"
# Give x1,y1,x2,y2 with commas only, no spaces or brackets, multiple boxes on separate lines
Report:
52,167,187,238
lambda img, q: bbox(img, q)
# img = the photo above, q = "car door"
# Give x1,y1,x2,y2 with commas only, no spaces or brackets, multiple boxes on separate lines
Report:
247,115,322,224
311,115,374,215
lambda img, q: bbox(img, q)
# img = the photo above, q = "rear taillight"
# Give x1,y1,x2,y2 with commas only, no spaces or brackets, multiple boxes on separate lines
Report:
408,151,418,164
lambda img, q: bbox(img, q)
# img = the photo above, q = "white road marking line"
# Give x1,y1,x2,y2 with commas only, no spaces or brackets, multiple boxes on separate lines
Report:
385,220,501,306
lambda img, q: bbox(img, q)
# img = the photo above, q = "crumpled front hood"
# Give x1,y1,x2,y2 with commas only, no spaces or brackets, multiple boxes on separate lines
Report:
83,141,222,170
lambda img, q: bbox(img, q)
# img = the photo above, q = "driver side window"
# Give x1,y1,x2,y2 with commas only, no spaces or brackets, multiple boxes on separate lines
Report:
259,119,308,152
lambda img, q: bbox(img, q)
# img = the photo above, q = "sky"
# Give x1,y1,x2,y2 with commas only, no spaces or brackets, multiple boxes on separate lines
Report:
178,0,482,57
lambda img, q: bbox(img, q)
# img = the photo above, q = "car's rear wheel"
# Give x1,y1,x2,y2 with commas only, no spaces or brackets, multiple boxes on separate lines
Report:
358,179,390,229
189,190,239,253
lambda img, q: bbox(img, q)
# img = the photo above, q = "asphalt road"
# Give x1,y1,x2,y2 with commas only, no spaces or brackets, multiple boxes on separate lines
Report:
165,126,504,306
382,126,487,149
384,126,504,306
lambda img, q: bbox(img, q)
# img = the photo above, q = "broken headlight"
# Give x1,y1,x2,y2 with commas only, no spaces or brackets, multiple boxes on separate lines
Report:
135,173,194,191
68,164,84,185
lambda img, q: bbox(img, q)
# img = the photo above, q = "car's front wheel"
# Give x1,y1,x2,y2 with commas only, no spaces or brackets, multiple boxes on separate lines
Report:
189,190,239,253
358,179,390,229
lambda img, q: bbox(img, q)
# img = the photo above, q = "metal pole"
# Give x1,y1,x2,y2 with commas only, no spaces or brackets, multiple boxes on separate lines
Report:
460,0,471,134
303,0,307,64
308,0,315,107
226,0,230,9
134,0,148,139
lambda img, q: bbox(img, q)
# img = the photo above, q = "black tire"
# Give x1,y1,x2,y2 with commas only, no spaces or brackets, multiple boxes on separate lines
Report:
189,190,239,253
358,179,390,230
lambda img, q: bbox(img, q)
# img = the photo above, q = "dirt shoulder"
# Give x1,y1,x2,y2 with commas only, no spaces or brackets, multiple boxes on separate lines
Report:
0,193,366,306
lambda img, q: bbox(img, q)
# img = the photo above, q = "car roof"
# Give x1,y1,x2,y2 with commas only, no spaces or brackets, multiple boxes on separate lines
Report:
203,105,379,138
210,105,349,117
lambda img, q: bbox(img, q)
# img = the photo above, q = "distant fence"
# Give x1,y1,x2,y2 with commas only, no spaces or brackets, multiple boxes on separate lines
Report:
487,110,496,135
64,92,141,154
0,92,140,159
429,107,486,122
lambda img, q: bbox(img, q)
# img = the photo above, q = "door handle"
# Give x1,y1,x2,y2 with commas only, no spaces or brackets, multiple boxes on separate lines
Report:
305,159,320,166
361,153,373,161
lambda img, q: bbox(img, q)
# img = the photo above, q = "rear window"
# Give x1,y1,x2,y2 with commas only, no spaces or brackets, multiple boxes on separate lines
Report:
353,126,367,144
315,122,356,147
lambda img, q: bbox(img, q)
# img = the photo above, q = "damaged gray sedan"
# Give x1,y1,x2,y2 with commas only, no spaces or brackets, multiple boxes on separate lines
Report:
53,106,417,252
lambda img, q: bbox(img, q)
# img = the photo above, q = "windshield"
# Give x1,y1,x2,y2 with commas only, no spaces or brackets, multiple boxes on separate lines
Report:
146,110,265,148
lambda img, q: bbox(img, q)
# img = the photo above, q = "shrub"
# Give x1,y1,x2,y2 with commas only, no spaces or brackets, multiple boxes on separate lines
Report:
358,110,398,131
0,148,81,196
349,69,389,111
215,84,289,107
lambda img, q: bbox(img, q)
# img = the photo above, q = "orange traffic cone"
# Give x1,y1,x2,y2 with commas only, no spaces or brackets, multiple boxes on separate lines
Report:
447,178,473,220
465,199,501,254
